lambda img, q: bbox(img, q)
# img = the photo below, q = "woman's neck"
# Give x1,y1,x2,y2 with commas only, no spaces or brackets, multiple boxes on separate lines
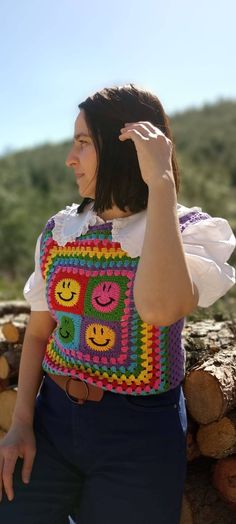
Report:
97,205,133,222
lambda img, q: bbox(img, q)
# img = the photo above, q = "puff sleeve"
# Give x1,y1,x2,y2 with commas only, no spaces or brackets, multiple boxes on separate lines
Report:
181,214,236,307
23,234,49,311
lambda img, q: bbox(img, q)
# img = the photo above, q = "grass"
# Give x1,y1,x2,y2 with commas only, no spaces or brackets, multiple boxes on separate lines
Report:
0,276,25,301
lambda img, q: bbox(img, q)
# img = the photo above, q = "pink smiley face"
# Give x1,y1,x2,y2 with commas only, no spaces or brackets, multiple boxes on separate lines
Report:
91,281,120,312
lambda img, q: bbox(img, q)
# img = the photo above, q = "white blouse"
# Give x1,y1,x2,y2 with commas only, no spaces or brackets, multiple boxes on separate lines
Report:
23,201,236,311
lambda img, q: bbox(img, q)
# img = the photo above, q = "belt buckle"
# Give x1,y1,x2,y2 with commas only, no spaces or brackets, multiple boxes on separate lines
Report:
65,377,89,405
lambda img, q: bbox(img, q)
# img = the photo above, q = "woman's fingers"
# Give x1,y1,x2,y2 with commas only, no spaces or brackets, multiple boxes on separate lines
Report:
124,121,166,137
0,445,35,502
125,122,155,136
21,446,36,484
119,127,148,141
118,120,174,186
1,450,18,501
120,122,171,145
0,455,3,502
125,120,157,131
119,124,172,149
0,426,36,503
123,123,153,138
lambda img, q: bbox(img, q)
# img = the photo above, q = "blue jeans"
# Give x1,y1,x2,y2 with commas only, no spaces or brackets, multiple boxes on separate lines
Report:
0,374,187,524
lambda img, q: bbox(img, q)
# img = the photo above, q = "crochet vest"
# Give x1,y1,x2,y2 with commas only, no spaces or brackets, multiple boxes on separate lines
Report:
39,210,208,395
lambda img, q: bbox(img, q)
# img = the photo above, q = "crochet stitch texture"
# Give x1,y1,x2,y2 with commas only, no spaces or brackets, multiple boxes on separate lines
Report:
39,210,209,395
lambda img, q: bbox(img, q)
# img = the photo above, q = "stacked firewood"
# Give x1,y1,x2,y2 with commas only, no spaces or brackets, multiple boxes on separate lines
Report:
0,301,30,439
181,318,236,524
0,301,236,523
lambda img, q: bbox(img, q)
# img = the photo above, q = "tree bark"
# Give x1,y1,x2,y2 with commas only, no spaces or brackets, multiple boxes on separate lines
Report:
0,378,10,393
180,493,194,524
0,301,30,316
185,457,236,523
0,340,11,355
183,320,235,372
0,315,15,326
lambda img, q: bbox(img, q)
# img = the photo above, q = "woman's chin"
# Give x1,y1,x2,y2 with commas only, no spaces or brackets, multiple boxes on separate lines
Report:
78,189,95,199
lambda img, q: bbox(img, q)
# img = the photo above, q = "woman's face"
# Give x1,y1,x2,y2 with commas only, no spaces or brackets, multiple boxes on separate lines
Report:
66,109,98,199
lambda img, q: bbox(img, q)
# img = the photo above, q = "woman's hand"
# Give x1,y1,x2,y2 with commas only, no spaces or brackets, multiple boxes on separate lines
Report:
119,121,174,187
0,421,36,502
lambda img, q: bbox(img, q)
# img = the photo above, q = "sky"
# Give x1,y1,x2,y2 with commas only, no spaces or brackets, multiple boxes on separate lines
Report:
0,0,235,155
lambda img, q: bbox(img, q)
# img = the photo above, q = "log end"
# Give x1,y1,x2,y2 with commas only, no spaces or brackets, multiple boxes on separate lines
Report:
184,370,224,424
197,417,236,459
0,355,10,380
213,456,236,506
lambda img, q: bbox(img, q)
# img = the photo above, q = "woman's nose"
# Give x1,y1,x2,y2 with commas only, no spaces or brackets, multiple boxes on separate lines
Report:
65,147,78,168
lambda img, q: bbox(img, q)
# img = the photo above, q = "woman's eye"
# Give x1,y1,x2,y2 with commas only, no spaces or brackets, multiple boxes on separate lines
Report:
74,139,87,146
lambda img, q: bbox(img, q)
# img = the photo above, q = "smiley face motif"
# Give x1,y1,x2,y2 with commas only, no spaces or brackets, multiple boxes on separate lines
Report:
91,281,120,313
55,279,80,307
58,316,75,344
85,323,115,352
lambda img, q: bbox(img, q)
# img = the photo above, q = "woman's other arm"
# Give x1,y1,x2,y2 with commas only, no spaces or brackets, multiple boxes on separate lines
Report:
12,311,56,425
0,311,56,502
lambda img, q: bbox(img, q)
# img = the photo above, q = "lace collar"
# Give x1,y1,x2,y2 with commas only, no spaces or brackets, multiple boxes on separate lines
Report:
52,201,201,258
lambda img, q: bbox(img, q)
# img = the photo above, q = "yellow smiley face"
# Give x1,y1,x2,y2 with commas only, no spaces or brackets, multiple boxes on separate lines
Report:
85,323,115,352
55,279,80,307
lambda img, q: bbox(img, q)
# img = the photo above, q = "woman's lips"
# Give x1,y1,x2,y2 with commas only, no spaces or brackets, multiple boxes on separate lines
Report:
75,173,85,180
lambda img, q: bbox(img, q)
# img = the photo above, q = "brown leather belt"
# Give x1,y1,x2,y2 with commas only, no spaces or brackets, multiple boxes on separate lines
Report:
46,373,104,404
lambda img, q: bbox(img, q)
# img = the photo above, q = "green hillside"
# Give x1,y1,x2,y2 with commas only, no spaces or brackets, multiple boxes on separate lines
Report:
0,99,235,319
171,100,236,220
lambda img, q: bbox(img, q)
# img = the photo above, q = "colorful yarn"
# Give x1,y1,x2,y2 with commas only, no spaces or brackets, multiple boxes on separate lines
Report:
39,211,205,395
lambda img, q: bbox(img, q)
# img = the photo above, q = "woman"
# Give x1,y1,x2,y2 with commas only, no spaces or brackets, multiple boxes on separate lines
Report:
0,84,235,524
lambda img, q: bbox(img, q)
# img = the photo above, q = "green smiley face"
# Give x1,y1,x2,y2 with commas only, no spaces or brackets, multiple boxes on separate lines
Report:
58,316,75,344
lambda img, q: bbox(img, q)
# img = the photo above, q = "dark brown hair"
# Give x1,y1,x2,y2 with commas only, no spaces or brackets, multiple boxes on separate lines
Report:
77,83,180,214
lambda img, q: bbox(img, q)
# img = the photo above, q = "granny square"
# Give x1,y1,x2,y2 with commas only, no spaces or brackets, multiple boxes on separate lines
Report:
47,265,88,314
54,311,82,351
84,273,131,321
